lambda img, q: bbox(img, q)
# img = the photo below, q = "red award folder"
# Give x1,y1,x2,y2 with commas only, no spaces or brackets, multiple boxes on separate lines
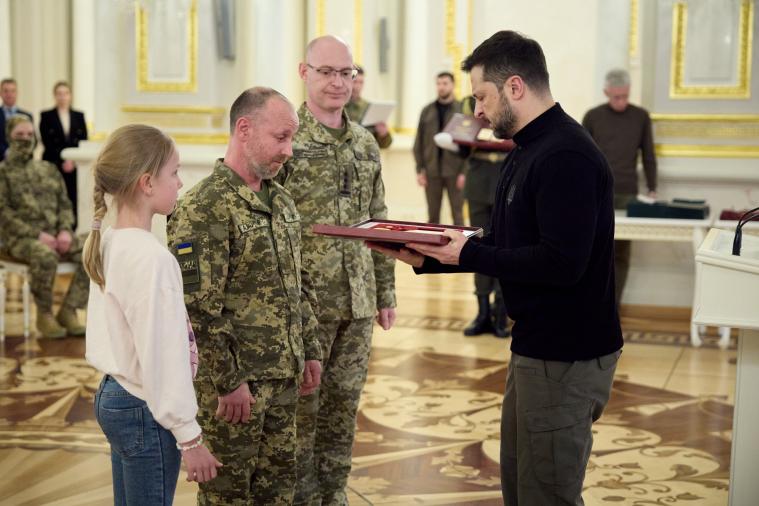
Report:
443,112,513,151
443,113,483,144
313,219,483,247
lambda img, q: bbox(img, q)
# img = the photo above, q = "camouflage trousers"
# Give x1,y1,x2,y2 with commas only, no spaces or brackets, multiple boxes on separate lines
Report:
5,236,89,313
295,317,374,506
196,376,298,506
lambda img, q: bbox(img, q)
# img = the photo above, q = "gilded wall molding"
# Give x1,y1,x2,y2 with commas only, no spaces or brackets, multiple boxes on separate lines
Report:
652,113,759,140
651,113,759,122
135,0,198,93
353,0,363,65
467,0,473,56
315,0,326,37
170,133,229,144
655,143,759,158
121,105,225,115
656,124,759,139
121,104,225,129
669,0,754,99
629,0,639,59
445,0,463,97
88,131,228,144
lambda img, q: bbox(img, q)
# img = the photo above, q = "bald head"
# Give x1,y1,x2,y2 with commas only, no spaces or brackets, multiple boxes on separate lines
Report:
229,87,292,133
306,35,353,64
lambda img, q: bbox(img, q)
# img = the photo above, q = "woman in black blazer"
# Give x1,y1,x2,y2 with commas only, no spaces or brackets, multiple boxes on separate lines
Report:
39,81,88,229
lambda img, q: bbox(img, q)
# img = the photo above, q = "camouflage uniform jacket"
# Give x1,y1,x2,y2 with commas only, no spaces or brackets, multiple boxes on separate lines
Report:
276,103,396,321
167,160,321,395
0,158,74,247
344,97,393,149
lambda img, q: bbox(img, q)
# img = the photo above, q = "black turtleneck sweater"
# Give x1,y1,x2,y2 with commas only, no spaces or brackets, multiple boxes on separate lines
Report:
418,104,623,361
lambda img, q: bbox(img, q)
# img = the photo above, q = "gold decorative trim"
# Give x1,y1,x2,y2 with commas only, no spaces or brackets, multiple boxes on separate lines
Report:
169,133,228,144
656,124,759,139
652,114,759,139
390,126,416,135
629,0,639,58
122,104,225,129
652,113,759,122
467,0,473,55
353,0,363,65
136,0,198,92
669,0,753,99
655,143,759,158
316,0,325,37
87,131,228,144
445,0,463,97
121,105,225,115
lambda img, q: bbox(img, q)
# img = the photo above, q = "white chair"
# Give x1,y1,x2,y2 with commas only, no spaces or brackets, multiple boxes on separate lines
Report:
0,257,78,341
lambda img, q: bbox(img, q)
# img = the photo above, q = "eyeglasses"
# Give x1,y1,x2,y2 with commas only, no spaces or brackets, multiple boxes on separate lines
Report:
306,64,358,81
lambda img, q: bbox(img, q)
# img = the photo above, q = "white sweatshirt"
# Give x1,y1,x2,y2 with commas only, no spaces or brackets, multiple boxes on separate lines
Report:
86,227,201,443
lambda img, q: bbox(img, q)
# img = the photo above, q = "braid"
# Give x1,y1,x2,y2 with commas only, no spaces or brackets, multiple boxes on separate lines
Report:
82,185,108,289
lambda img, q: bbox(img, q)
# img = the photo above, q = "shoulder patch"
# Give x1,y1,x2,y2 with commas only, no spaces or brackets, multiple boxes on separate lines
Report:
175,241,200,289
176,242,194,255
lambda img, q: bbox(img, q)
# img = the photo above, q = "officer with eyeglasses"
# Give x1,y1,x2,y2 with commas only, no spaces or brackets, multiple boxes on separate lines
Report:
275,35,397,506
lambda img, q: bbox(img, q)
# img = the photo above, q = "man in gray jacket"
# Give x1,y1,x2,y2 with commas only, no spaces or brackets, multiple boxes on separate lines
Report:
413,72,465,225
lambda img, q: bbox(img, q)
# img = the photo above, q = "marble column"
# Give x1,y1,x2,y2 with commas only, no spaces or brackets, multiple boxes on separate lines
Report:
596,0,635,104
9,0,70,116
239,0,305,104
398,0,435,131
72,0,96,129
0,0,11,78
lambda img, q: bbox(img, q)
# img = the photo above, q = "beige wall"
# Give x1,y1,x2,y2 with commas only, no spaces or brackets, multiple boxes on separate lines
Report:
8,0,70,119
11,0,759,308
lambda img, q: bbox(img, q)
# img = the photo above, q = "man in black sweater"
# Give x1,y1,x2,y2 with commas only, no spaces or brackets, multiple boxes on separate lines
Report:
369,30,623,505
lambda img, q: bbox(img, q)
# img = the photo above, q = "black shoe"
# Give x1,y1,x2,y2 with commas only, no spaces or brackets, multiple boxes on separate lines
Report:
493,321,511,338
464,296,494,336
492,297,511,338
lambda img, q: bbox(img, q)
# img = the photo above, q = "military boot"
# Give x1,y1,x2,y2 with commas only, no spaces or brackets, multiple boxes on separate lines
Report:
493,296,511,338
464,295,494,336
37,312,67,339
56,307,86,337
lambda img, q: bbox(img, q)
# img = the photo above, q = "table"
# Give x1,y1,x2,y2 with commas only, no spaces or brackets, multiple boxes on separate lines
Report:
614,215,724,347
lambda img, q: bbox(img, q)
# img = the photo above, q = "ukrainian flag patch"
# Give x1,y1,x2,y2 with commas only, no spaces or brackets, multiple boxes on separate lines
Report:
176,242,193,255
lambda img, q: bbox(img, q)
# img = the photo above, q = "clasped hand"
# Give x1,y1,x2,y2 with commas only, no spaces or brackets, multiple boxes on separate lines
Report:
38,230,73,255
216,382,256,424
299,359,322,396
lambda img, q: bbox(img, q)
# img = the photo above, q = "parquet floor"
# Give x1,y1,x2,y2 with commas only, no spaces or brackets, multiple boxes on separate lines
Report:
0,266,736,505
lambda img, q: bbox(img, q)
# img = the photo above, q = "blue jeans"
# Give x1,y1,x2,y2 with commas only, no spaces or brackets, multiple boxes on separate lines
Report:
95,375,181,506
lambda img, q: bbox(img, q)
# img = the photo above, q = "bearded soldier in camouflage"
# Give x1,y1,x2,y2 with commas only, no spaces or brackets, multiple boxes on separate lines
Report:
0,115,88,338
276,36,397,506
167,88,322,505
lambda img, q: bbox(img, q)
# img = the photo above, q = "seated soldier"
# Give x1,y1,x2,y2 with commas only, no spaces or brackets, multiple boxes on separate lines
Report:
0,116,88,338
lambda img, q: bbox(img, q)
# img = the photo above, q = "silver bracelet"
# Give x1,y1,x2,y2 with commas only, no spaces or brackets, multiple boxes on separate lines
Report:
177,434,204,451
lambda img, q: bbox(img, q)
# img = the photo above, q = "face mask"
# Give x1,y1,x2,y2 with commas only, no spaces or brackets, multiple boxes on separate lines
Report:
6,138,34,163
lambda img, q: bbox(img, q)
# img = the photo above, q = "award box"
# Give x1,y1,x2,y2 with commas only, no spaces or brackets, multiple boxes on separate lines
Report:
313,219,483,246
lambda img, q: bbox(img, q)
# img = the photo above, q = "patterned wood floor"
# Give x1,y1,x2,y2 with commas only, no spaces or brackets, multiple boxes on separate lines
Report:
0,268,736,505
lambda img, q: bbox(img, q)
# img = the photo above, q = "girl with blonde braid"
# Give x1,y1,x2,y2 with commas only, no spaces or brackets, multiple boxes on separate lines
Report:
83,124,221,505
